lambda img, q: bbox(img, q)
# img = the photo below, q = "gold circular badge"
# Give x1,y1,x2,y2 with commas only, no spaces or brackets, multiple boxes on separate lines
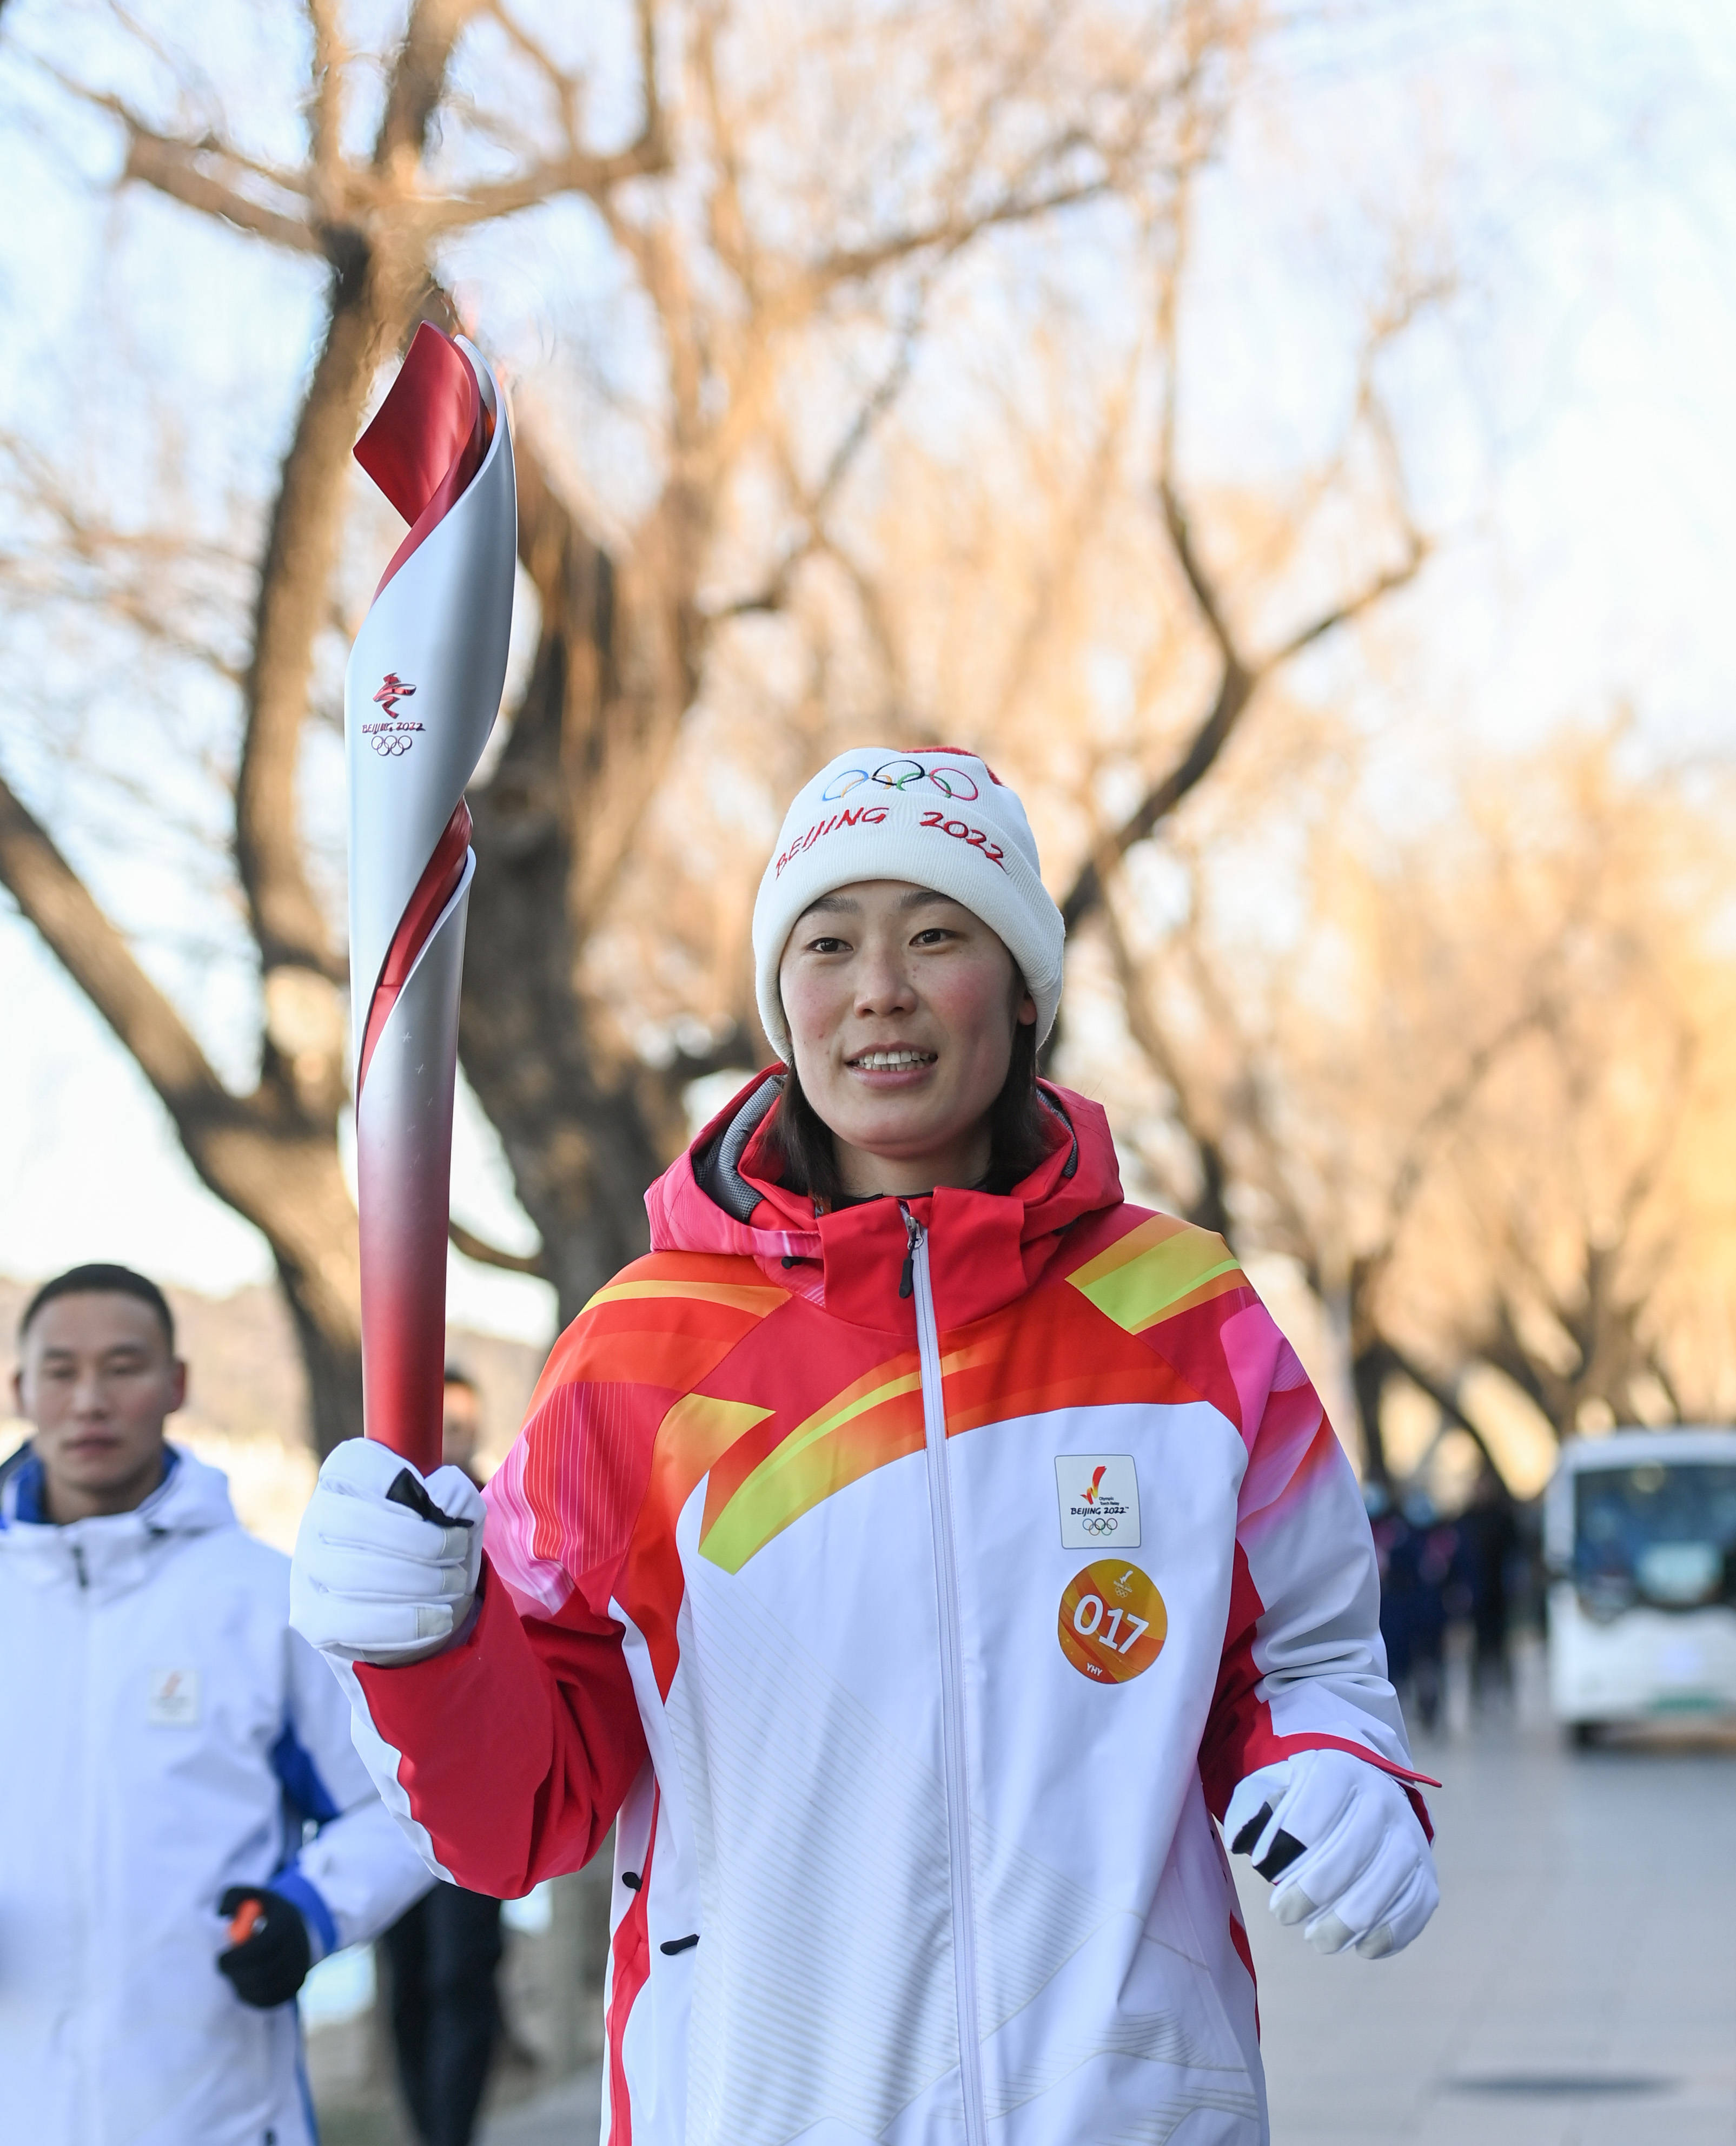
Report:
1058,1561,1168,1683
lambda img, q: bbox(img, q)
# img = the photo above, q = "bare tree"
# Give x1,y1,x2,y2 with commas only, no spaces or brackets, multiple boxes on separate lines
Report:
0,1,1261,1443
453,2,1270,1316
1059,224,1432,936
1094,725,1736,1475
1435,973,1711,1439
0,0,559,1450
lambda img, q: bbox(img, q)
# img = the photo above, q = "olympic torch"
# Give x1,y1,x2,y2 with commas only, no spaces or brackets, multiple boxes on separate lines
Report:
345,323,516,1475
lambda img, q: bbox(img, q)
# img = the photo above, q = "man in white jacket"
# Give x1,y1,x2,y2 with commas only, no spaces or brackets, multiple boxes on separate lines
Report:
0,1263,433,2146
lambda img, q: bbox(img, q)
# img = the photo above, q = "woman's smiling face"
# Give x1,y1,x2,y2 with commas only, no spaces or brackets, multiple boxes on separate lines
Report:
778,879,1036,1196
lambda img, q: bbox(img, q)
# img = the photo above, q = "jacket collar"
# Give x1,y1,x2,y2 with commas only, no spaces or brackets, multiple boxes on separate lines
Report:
0,1444,236,1596
646,1068,1123,1333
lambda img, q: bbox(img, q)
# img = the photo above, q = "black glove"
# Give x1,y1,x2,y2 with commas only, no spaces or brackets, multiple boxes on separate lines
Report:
216,1885,313,2008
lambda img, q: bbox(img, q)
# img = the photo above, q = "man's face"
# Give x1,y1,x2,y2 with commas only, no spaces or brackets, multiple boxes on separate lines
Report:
15,1293,185,1523
441,1380,481,1473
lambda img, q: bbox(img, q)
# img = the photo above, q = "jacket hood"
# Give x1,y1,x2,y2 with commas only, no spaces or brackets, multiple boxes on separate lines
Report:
1,1441,236,1538
645,1068,1124,1332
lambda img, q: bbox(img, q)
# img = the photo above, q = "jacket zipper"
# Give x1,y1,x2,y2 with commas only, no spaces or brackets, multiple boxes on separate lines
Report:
70,1533,97,2146
905,1215,988,2146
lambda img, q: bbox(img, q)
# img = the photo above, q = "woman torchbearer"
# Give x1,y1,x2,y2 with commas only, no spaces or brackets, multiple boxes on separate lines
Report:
294,747,1437,2146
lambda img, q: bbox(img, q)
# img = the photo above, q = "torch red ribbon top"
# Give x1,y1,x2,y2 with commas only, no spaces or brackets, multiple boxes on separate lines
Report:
356,323,495,598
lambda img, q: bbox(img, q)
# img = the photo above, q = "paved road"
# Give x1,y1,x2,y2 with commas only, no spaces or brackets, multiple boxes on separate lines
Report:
480,1646,1736,2145
481,2065,601,2145
1239,1648,1736,2144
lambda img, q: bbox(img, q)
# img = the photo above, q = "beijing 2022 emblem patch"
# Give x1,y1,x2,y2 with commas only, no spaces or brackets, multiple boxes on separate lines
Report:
1055,1453,1141,1548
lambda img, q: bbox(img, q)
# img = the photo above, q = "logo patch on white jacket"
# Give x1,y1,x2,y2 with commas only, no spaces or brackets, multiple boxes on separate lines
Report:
1055,1454,1141,1547
148,1667,200,1727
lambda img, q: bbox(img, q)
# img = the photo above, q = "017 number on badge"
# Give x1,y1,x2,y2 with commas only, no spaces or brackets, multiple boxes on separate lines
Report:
1057,1561,1167,1683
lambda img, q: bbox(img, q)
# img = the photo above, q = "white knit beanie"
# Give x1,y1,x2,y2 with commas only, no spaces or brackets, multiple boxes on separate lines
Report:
753,747,1066,1054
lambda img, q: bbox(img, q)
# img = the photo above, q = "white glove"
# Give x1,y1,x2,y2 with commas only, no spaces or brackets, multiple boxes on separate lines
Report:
290,1436,484,1666
1224,1747,1438,1959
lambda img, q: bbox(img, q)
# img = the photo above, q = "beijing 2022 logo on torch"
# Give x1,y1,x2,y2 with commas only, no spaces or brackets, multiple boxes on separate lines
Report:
363,672,424,757
1055,1454,1141,1548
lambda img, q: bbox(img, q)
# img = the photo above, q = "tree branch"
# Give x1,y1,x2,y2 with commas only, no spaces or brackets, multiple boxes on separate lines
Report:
1059,175,1434,937
809,175,1111,293
37,8,491,1001
714,299,927,621
36,60,319,251
238,0,491,988
1061,485,1427,933
0,437,248,684
692,3,753,294
661,1021,759,1088
1481,1303,1562,1430
376,0,487,169
447,1218,547,1276
235,262,381,985
480,0,579,116
634,0,662,153
420,134,673,230
1361,996,1550,1282
0,761,372,1455
1268,531,1428,667
303,0,348,197
0,768,237,1126
1061,645,1252,933
1101,899,1235,1236
422,0,666,234
123,126,318,252
1377,1332,1508,1480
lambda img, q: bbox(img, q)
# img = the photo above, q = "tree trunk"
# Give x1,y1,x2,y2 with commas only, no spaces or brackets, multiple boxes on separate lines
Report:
1351,1338,1396,1489
1,0,673,1454
233,1139,366,1458
0,771,367,1455
238,241,404,980
118,1105,365,1457
461,442,699,1327
277,1265,366,1457
458,803,668,1326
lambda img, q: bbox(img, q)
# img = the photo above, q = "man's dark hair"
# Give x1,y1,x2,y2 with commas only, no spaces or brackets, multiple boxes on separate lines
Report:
765,1002,1049,1209
442,1363,478,1391
21,1264,176,1352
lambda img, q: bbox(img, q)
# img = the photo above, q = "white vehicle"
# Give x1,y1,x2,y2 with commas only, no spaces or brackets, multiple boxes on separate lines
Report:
1546,1427,1736,1742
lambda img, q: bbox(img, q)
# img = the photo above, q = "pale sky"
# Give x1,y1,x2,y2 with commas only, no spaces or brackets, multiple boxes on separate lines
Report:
1,0,1733,1350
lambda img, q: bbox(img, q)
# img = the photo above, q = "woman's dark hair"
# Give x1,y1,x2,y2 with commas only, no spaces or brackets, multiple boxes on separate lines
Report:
765,986,1051,1209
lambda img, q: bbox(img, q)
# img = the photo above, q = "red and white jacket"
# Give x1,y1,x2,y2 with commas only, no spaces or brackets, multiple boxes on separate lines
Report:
343,1075,1429,2146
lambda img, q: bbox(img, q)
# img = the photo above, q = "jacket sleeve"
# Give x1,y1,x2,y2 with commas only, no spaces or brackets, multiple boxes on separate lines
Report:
331,1252,801,1894
332,1293,675,1898
268,1627,435,1957
1194,1295,1436,1832
343,1561,649,1898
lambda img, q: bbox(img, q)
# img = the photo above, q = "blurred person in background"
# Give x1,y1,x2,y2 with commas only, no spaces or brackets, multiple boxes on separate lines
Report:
1456,1462,1520,1706
1396,1489,1456,1734
1369,1483,1457,1736
0,1263,432,2146
381,1365,508,2146
293,749,1440,2145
